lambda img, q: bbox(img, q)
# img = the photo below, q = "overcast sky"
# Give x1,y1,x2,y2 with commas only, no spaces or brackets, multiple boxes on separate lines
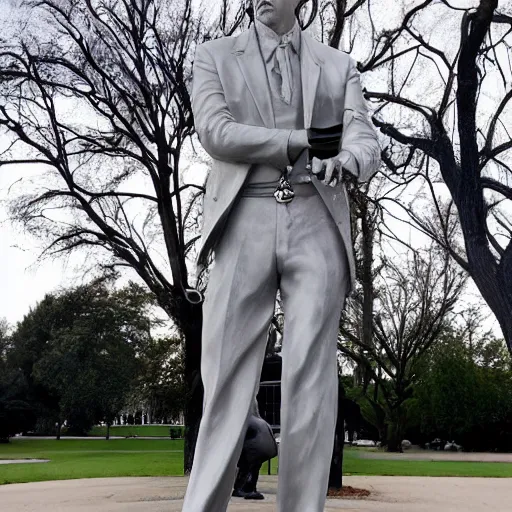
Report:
0,0,506,340
0,0,204,325
0,1,63,324
0,167,85,323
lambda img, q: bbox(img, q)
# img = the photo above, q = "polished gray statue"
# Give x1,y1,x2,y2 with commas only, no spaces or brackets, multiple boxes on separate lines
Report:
182,0,380,510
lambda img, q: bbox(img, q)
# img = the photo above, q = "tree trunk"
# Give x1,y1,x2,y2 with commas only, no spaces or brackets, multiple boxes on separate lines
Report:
56,421,61,441
503,321,512,355
106,422,110,441
386,408,405,453
329,417,345,490
386,428,402,452
453,178,512,352
329,383,346,490
368,399,387,446
181,300,204,475
450,0,512,352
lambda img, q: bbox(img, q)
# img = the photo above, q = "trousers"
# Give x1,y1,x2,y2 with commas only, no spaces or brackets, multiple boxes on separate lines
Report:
182,184,350,512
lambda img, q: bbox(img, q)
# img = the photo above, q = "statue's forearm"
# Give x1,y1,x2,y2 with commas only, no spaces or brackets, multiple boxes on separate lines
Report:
192,44,308,170
341,57,382,182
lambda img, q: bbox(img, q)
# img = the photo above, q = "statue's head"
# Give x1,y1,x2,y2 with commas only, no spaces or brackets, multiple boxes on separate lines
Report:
253,0,303,34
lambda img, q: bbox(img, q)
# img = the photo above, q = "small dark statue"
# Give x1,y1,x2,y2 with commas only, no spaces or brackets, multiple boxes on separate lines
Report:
232,397,278,500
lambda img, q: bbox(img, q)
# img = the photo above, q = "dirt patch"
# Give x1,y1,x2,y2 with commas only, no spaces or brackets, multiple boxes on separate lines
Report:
328,486,371,499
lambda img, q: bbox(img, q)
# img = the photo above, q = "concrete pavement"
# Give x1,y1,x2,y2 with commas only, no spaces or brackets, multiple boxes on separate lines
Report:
359,450,512,463
0,459,49,465
1,475,511,511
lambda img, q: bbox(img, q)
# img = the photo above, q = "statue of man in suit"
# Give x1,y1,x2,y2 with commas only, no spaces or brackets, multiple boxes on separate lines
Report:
182,1,380,511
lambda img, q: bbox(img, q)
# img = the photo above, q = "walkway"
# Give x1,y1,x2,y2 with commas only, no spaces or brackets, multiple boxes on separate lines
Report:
359,450,512,463
1,475,511,511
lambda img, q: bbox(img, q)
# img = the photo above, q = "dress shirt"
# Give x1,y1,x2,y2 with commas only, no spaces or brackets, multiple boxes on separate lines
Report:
254,19,301,106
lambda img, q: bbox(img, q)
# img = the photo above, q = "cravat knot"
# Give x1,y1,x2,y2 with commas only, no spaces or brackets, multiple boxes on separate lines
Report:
272,38,293,104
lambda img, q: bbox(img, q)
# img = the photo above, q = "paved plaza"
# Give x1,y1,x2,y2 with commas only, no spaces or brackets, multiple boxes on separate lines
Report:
1,475,511,511
359,450,512,463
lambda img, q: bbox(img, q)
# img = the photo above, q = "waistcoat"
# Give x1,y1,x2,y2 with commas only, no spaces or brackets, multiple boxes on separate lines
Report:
246,20,306,185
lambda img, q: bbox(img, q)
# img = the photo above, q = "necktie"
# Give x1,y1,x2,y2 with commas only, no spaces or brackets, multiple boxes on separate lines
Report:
272,36,293,105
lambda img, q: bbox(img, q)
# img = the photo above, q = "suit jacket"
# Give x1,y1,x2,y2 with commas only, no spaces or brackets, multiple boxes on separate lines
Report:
191,25,381,294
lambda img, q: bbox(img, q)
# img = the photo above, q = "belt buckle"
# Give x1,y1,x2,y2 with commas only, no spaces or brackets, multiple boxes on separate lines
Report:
274,166,295,204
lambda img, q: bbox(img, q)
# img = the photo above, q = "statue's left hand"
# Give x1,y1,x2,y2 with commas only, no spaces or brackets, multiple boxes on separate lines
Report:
311,152,351,188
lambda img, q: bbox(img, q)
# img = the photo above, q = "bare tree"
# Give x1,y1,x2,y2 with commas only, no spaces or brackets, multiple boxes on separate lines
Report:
339,245,467,451
347,0,512,349
0,0,249,472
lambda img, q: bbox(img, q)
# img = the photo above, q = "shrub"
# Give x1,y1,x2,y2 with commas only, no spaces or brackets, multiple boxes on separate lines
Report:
169,426,185,439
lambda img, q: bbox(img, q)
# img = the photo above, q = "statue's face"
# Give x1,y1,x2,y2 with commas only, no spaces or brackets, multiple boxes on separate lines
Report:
253,0,300,30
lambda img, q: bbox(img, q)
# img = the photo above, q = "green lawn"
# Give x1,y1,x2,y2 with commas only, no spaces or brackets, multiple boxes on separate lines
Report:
87,425,173,437
0,439,184,485
1,440,512,485
343,453,512,478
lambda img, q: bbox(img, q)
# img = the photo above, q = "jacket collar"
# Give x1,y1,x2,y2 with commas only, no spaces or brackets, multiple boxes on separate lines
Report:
232,25,323,129
254,19,301,61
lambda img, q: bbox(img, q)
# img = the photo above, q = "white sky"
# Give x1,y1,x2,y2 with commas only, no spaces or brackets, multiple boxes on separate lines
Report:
0,0,507,340
0,0,207,326
0,1,66,324
0,167,88,323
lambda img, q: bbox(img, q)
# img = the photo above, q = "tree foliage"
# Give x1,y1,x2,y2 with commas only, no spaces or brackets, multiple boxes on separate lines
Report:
0,0,222,469
417,330,512,451
8,281,154,436
131,335,186,424
3,0,511,470
339,244,467,450
0,319,35,442
0,0,202,312
340,0,512,348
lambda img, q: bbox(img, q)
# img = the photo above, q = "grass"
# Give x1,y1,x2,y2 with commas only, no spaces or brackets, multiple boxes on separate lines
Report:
1,440,512,485
87,425,173,437
0,439,184,485
342,449,512,478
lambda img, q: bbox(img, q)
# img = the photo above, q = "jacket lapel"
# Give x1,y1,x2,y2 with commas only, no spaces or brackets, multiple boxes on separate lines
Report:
232,27,323,130
232,26,275,128
300,33,322,129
